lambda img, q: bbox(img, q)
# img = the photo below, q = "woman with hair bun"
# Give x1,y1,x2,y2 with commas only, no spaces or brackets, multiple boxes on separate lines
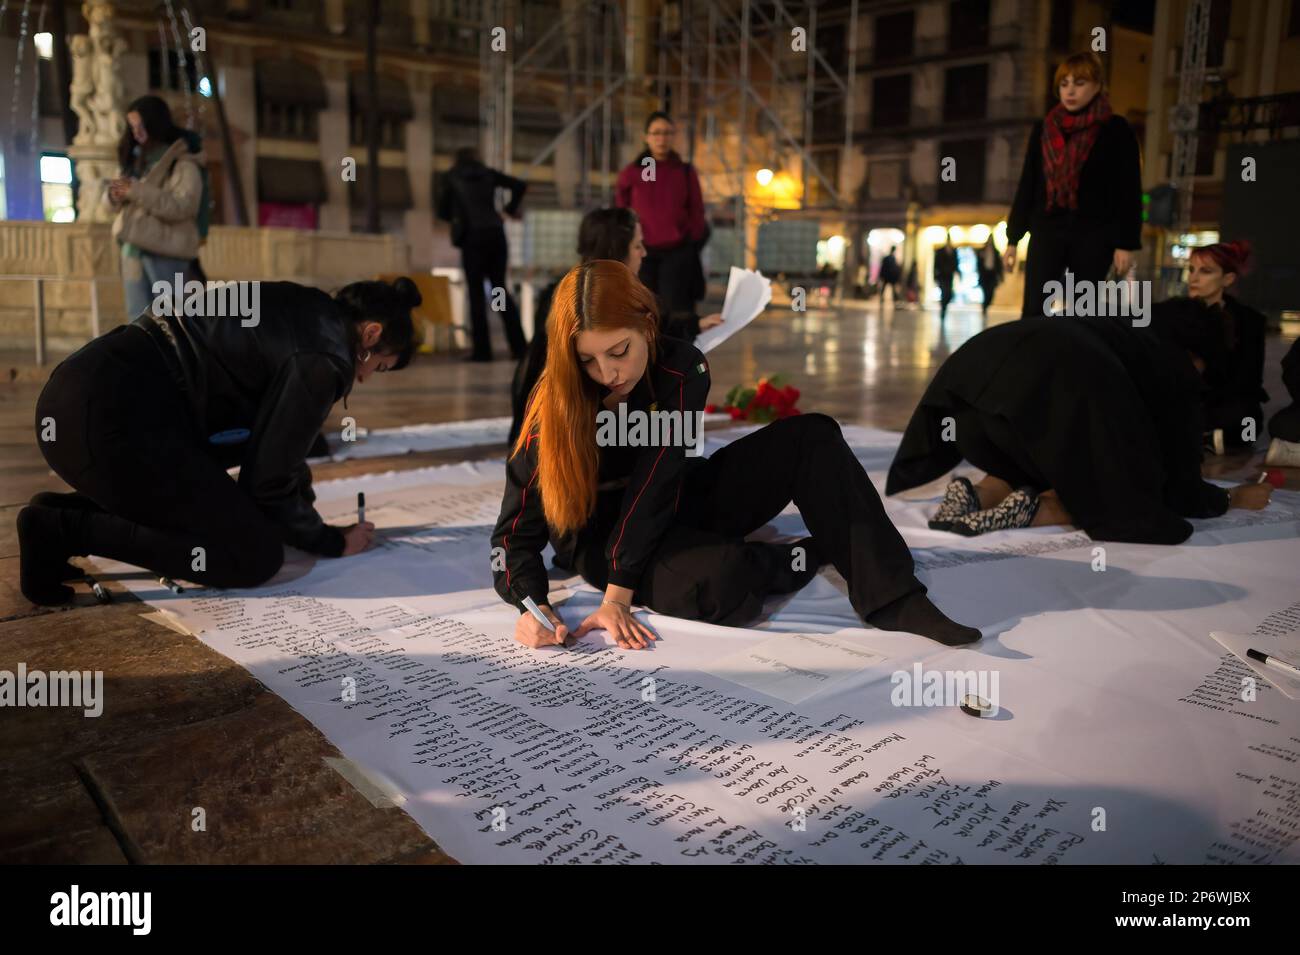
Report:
1182,240,1269,453
1005,52,1144,318
17,278,421,605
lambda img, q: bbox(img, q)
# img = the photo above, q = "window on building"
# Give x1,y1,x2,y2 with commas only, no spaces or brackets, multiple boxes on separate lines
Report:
944,63,989,122
349,113,406,150
40,153,76,223
348,72,412,150
819,27,846,74
874,11,915,62
1206,0,1232,69
1049,0,1073,51
937,138,986,204
805,148,840,207
867,159,904,200
948,0,990,52
871,74,912,130
148,48,200,93
258,101,319,141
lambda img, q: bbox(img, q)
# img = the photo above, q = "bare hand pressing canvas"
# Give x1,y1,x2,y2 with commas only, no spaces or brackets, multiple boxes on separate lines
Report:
694,266,772,353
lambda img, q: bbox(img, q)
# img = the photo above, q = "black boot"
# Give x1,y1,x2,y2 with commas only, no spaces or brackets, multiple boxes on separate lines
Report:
866,590,981,646
16,506,79,606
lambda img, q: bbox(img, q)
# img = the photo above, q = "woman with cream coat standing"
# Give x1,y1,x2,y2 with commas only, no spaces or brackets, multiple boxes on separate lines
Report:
108,95,205,318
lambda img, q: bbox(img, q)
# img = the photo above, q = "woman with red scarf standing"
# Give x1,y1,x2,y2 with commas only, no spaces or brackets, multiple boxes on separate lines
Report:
1005,53,1143,318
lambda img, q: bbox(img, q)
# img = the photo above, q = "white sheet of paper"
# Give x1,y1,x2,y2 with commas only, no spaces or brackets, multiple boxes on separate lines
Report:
83,431,1300,865
693,266,772,353
706,631,890,703
1212,630,1300,700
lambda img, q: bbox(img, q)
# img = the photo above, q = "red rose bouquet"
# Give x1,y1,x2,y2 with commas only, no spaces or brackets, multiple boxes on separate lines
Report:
706,374,802,423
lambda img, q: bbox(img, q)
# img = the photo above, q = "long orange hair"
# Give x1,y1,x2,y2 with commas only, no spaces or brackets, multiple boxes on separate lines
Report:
513,259,659,534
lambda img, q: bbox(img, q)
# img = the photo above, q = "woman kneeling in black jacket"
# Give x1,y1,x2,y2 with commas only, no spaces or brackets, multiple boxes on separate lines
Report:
19,277,420,605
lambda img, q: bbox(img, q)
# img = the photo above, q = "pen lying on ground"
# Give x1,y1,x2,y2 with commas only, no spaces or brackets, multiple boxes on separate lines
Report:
1247,648,1300,680
84,575,111,604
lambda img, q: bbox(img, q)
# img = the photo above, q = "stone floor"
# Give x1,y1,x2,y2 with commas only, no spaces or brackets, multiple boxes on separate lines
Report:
1,300,1296,864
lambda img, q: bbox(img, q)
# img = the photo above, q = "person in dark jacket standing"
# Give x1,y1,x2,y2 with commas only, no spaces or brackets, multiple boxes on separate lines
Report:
886,311,1272,544
508,207,723,446
879,246,903,307
1005,52,1143,318
615,112,709,319
975,236,1004,317
1181,240,1268,453
933,235,958,321
437,147,528,361
493,259,980,649
17,279,420,606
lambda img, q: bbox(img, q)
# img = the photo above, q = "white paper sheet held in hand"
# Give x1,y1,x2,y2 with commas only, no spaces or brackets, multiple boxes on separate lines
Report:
693,266,772,353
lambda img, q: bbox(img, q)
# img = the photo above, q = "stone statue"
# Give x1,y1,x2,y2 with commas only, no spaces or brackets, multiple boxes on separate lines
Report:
70,35,97,145
68,1,129,222
90,33,127,145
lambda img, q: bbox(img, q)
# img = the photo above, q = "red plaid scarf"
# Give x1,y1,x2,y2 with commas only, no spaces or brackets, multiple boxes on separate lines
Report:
1041,92,1112,212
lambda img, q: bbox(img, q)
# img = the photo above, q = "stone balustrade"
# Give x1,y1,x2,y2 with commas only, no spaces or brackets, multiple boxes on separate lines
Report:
0,220,410,354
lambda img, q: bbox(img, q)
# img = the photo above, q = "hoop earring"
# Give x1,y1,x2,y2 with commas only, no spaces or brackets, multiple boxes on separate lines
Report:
358,350,371,363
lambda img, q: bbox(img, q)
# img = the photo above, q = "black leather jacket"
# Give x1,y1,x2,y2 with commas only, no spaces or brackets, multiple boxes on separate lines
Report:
131,281,355,556
436,158,526,246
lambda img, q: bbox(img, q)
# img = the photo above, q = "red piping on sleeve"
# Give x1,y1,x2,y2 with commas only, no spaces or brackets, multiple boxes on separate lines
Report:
502,460,539,590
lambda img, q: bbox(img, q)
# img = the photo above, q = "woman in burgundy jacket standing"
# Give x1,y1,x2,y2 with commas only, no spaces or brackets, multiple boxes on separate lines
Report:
615,111,709,322
1005,52,1144,318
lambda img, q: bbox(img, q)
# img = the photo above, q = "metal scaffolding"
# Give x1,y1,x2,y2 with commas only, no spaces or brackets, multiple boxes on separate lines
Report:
476,0,861,262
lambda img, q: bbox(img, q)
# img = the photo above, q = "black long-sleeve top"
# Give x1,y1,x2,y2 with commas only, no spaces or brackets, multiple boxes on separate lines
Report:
436,158,527,243
492,335,711,611
1007,114,1143,252
131,281,354,556
1205,295,1269,417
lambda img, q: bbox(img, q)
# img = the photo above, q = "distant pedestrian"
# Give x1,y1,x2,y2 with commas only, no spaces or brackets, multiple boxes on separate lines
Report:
934,235,958,321
879,246,902,306
437,146,528,361
976,236,1003,317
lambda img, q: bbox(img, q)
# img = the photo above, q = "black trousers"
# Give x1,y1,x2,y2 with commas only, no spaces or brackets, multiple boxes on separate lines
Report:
979,277,998,313
460,226,526,359
1020,223,1114,318
33,326,284,588
639,242,699,316
937,276,955,318
567,414,924,627
952,405,1049,492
